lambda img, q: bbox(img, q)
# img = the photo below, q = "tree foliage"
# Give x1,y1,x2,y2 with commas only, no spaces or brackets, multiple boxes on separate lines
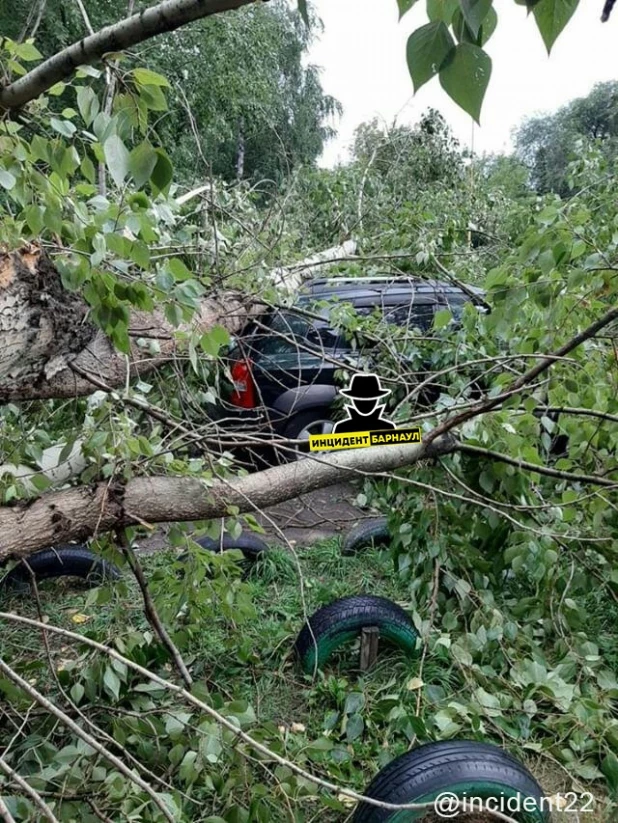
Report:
515,81,618,195
0,0,338,183
398,0,613,122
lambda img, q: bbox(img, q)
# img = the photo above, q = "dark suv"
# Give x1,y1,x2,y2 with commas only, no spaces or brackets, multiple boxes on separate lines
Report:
221,276,486,459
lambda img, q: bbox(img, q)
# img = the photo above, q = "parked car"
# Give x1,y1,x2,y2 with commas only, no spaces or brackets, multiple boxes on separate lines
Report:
218,276,486,460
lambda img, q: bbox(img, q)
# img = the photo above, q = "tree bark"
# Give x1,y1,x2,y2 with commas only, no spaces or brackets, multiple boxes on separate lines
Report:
0,245,259,402
0,242,354,402
0,434,457,558
0,0,258,111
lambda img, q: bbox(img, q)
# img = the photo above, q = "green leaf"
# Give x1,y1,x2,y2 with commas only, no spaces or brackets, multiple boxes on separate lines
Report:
0,170,16,190
132,68,171,87
200,329,224,356
151,149,174,195
43,205,63,235
76,64,102,79
210,326,230,347
307,736,333,751
344,692,365,715
76,86,100,127
461,0,492,37
426,0,460,22
532,0,579,54
103,667,120,700
129,142,158,189
50,118,77,138
24,205,44,234
479,6,498,44
298,0,309,25
81,155,96,184
345,713,364,742
179,750,198,784
434,308,452,329
602,752,618,794
452,8,477,43
130,241,151,271
397,0,419,19
439,43,491,124
406,21,455,92
169,258,192,281
138,84,168,111
104,135,130,188
14,41,42,61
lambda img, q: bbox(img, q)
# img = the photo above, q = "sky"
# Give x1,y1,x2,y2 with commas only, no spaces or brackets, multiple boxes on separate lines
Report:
307,1,618,167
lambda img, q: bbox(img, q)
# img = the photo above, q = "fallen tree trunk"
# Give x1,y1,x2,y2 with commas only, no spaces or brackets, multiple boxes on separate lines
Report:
0,245,257,402
0,434,457,558
0,242,354,403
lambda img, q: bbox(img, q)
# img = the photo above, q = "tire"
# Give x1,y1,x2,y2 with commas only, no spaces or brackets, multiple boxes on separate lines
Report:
295,594,418,674
178,532,269,563
352,740,549,823
342,517,391,555
1,546,121,592
283,409,335,461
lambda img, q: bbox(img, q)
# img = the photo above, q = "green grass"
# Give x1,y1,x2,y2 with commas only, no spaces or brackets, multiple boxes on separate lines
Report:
0,537,615,822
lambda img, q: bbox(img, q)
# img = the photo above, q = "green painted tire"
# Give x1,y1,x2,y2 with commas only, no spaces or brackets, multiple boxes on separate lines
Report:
295,595,418,674
352,740,549,822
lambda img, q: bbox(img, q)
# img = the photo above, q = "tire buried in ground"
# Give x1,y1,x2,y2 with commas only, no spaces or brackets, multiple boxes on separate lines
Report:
352,739,549,823
295,594,418,674
1,546,121,593
177,532,269,570
342,517,391,555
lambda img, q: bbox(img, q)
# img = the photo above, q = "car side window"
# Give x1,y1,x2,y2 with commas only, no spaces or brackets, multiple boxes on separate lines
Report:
252,313,310,356
252,312,340,359
441,295,468,321
385,303,436,331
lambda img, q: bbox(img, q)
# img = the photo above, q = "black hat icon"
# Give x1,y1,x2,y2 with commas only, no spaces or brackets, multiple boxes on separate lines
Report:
340,373,390,400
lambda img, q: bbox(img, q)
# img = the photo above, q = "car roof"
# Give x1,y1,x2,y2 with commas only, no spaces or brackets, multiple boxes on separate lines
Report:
299,276,484,304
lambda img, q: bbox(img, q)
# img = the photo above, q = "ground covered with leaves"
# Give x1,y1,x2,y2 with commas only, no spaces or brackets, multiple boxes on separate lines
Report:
1,532,616,821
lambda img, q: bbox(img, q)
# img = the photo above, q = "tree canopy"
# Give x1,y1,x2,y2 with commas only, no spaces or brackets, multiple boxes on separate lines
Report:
0,0,338,182
515,81,618,195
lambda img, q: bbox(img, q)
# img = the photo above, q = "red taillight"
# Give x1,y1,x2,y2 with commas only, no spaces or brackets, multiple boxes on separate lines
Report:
230,359,256,408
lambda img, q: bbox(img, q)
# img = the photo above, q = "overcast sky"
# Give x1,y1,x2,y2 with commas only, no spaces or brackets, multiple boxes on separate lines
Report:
307,1,618,167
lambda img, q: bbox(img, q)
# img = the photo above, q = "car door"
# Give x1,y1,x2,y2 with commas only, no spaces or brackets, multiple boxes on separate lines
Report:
248,311,343,408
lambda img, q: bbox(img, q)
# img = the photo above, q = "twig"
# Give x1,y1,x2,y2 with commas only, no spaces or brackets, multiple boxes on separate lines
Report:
117,534,193,687
0,796,16,823
0,612,517,821
0,756,61,823
537,406,618,425
457,442,618,488
0,658,176,823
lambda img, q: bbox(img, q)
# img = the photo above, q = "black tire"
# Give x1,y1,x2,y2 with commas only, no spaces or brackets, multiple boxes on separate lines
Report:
352,740,549,823
283,409,335,461
295,595,417,674
1,546,121,592
179,532,269,563
342,517,391,555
